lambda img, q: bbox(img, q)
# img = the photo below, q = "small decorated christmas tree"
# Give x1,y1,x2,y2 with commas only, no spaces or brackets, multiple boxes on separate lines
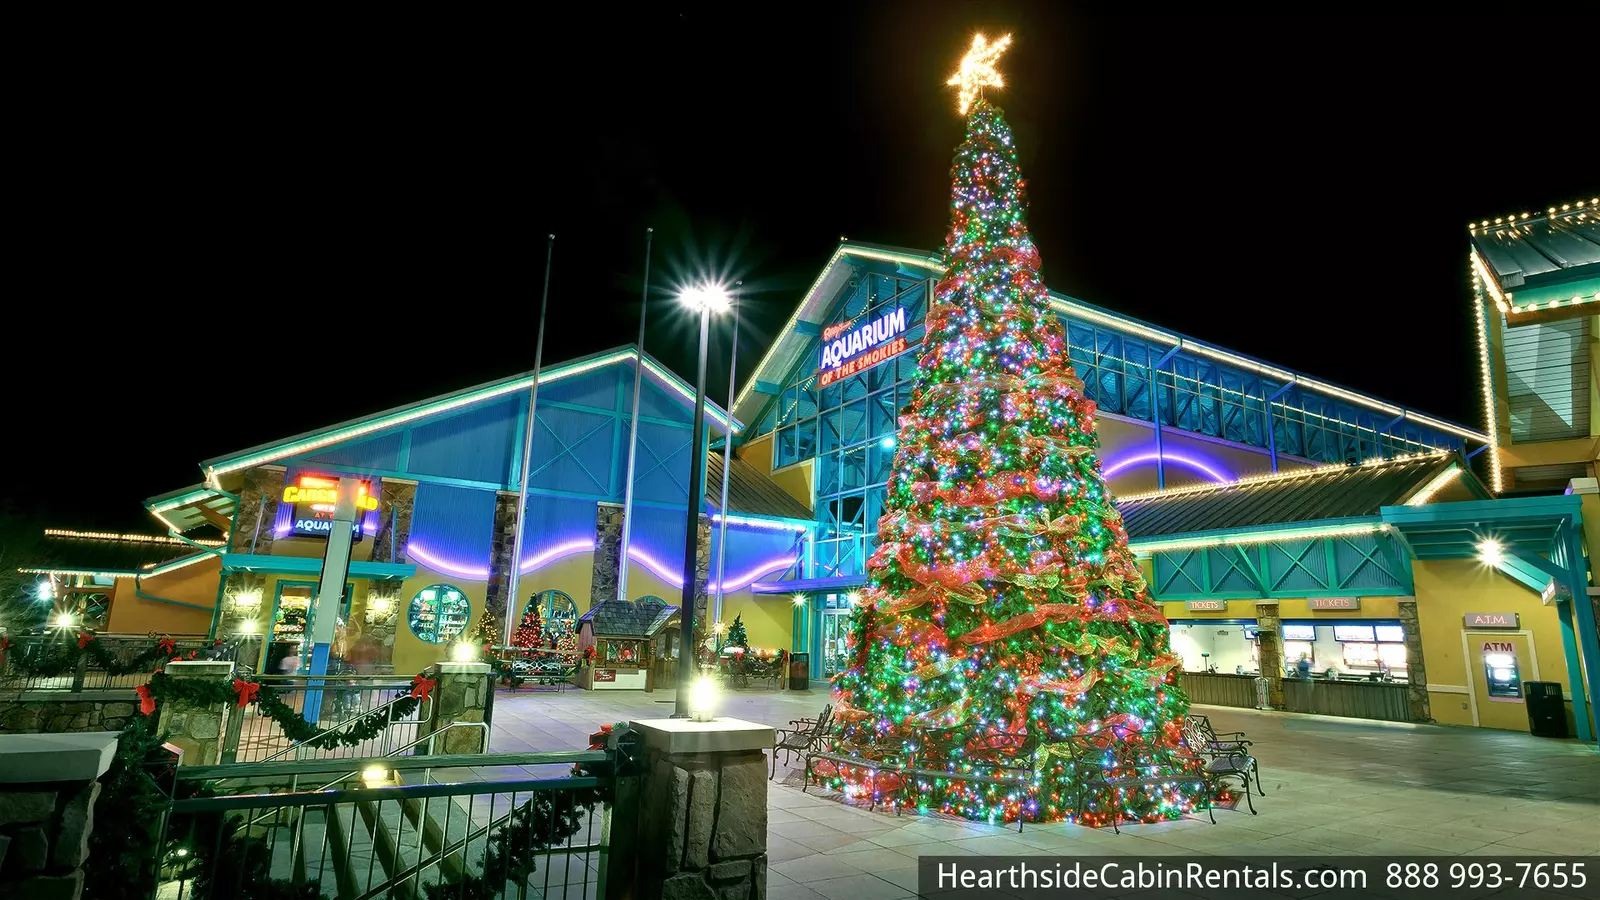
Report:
725,614,749,649
826,33,1197,828
513,602,544,652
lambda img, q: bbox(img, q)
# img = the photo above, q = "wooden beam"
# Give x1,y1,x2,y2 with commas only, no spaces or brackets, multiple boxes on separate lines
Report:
196,503,233,534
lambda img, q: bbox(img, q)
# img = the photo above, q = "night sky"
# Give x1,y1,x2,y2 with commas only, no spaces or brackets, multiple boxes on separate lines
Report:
5,6,1593,532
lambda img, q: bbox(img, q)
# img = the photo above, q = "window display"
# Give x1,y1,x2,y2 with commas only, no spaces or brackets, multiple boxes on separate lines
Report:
1333,624,1375,642
408,584,471,644
1281,624,1316,641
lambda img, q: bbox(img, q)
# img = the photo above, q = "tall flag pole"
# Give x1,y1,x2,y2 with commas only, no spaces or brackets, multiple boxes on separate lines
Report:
505,235,555,642
711,282,741,626
617,228,653,602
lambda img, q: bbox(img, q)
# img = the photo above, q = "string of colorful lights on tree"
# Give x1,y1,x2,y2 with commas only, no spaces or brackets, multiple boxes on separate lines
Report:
823,33,1201,828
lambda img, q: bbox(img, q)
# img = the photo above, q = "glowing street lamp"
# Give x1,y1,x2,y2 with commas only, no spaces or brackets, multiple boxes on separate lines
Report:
674,283,731,718
1477,539,1504,566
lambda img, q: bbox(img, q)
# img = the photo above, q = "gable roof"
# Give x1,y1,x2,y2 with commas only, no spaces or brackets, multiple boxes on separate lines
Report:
578,596,679,637
734,242,1488,445
1116,453,1482,542
705,453,812,521
199,346,741,485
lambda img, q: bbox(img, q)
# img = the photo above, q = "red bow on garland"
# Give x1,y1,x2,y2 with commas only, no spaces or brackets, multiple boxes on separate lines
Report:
157,637,176,655
410,675,437,701
232,679,260,708
0,636,12,652
135,684,156,716
77,632,95,649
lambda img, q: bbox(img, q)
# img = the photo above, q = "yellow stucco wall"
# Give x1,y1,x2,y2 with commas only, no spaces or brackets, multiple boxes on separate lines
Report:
392,564,488,676
1413,559,1576,732
108,558,221,636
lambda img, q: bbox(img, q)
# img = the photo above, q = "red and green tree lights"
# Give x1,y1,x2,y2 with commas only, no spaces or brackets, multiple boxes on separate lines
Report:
824,34,1200,828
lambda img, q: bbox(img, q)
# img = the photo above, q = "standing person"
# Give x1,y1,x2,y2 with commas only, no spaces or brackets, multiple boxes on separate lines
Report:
1295,653,1313,679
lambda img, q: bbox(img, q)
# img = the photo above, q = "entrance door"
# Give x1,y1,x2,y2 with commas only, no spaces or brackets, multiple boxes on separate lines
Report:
820,609,851,678
1464,632,1537,731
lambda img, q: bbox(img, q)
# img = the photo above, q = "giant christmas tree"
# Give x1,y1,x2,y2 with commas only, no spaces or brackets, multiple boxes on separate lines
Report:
827,34,1199,828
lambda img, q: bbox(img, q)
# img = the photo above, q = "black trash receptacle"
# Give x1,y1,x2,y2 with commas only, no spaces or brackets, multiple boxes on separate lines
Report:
1524,681,1567,738
788,652,811,690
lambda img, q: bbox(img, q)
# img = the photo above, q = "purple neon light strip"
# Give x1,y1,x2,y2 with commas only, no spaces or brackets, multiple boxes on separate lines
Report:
408,539,796,593
1102,450,1232,483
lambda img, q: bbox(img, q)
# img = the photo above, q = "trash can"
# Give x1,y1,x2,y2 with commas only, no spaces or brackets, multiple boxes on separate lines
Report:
1524,681,1567,738
788,652,811,690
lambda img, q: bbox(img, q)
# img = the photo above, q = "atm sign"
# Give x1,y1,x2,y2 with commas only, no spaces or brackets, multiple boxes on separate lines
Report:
1464,612,1518,628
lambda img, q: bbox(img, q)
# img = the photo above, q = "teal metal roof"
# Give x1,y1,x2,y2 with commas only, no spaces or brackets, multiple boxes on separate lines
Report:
1117,455,1478,540
1470,202,1599,291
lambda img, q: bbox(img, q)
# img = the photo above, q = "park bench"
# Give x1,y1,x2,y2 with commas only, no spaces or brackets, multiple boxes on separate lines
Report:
773,705,834,778
1062,730,1215,833
802,735,906,812
727,654,783,691
1181,715,1263,814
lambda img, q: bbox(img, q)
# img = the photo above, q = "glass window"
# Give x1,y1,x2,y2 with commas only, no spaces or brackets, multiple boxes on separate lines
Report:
408,584,472,645
1374,624,1405,643
1333,625,1375,642
522,589,579,647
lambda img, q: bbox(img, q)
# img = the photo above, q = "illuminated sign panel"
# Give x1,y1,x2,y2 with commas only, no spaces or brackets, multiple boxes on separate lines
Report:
817,307,911,387
282,475,377,540
1308,597,1360,610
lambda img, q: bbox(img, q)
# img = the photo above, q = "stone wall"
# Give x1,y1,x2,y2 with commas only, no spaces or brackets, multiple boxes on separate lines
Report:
484,493,521,633
1254,601,1283,709
155,661,234,766
590,503,625,606
0,733,118,900
369,481,417,564
1397,598,1432,723
230,468,285,555
0,694,137,736
636,745,768,900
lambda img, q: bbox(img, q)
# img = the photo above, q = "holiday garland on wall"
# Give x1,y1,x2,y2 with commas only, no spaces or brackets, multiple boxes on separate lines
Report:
825,33,1199,828
0,631,218,679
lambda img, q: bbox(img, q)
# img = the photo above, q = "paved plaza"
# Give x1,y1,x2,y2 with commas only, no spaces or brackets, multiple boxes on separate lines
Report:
487,686,1600,900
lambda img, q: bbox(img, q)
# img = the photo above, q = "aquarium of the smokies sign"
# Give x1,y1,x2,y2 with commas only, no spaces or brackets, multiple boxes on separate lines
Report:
817,306,912,387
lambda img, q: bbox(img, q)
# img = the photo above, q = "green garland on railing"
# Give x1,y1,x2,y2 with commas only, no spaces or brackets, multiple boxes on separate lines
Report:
136,669,438,751
0,631,201,679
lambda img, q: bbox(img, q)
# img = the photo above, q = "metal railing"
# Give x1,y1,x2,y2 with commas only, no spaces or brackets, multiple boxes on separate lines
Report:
221,674,434,764
155,741,639,900
0,632,227,694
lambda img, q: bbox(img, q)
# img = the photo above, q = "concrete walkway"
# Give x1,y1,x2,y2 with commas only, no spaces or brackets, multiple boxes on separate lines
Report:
489,686,1600,900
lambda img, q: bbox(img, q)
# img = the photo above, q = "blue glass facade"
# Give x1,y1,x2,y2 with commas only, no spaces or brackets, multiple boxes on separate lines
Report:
747,258,1471,580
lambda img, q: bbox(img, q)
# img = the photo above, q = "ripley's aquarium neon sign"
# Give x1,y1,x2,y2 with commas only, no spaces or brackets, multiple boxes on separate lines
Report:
817,306,911,387
283,475,378,540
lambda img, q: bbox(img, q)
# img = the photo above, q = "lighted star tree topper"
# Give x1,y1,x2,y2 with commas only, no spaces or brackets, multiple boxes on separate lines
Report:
820,32,1203,828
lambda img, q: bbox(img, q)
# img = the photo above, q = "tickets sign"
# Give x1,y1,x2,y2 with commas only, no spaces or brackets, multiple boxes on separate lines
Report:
818,307,911,387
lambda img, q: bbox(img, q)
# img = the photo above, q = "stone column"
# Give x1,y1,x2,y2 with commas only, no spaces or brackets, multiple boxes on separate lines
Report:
1254,601,1283,709
0,732,120,900
426,662,491,754
369,480,417,565
631,718,774,900
1397,598,1432,723
484,493,521,635
362,582,401,673
217,571,268,646
229,468,285,555
590,503,625,605
157,660,235,766
693,514,713,637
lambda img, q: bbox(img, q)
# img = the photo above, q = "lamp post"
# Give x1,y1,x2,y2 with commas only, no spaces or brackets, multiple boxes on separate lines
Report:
674,283,730,718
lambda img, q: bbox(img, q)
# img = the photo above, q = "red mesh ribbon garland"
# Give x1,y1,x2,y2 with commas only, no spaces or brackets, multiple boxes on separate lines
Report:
410,674,437,701
232,679,260,708
77,632,94,649
1019,669,1101,696
135,684,156,716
